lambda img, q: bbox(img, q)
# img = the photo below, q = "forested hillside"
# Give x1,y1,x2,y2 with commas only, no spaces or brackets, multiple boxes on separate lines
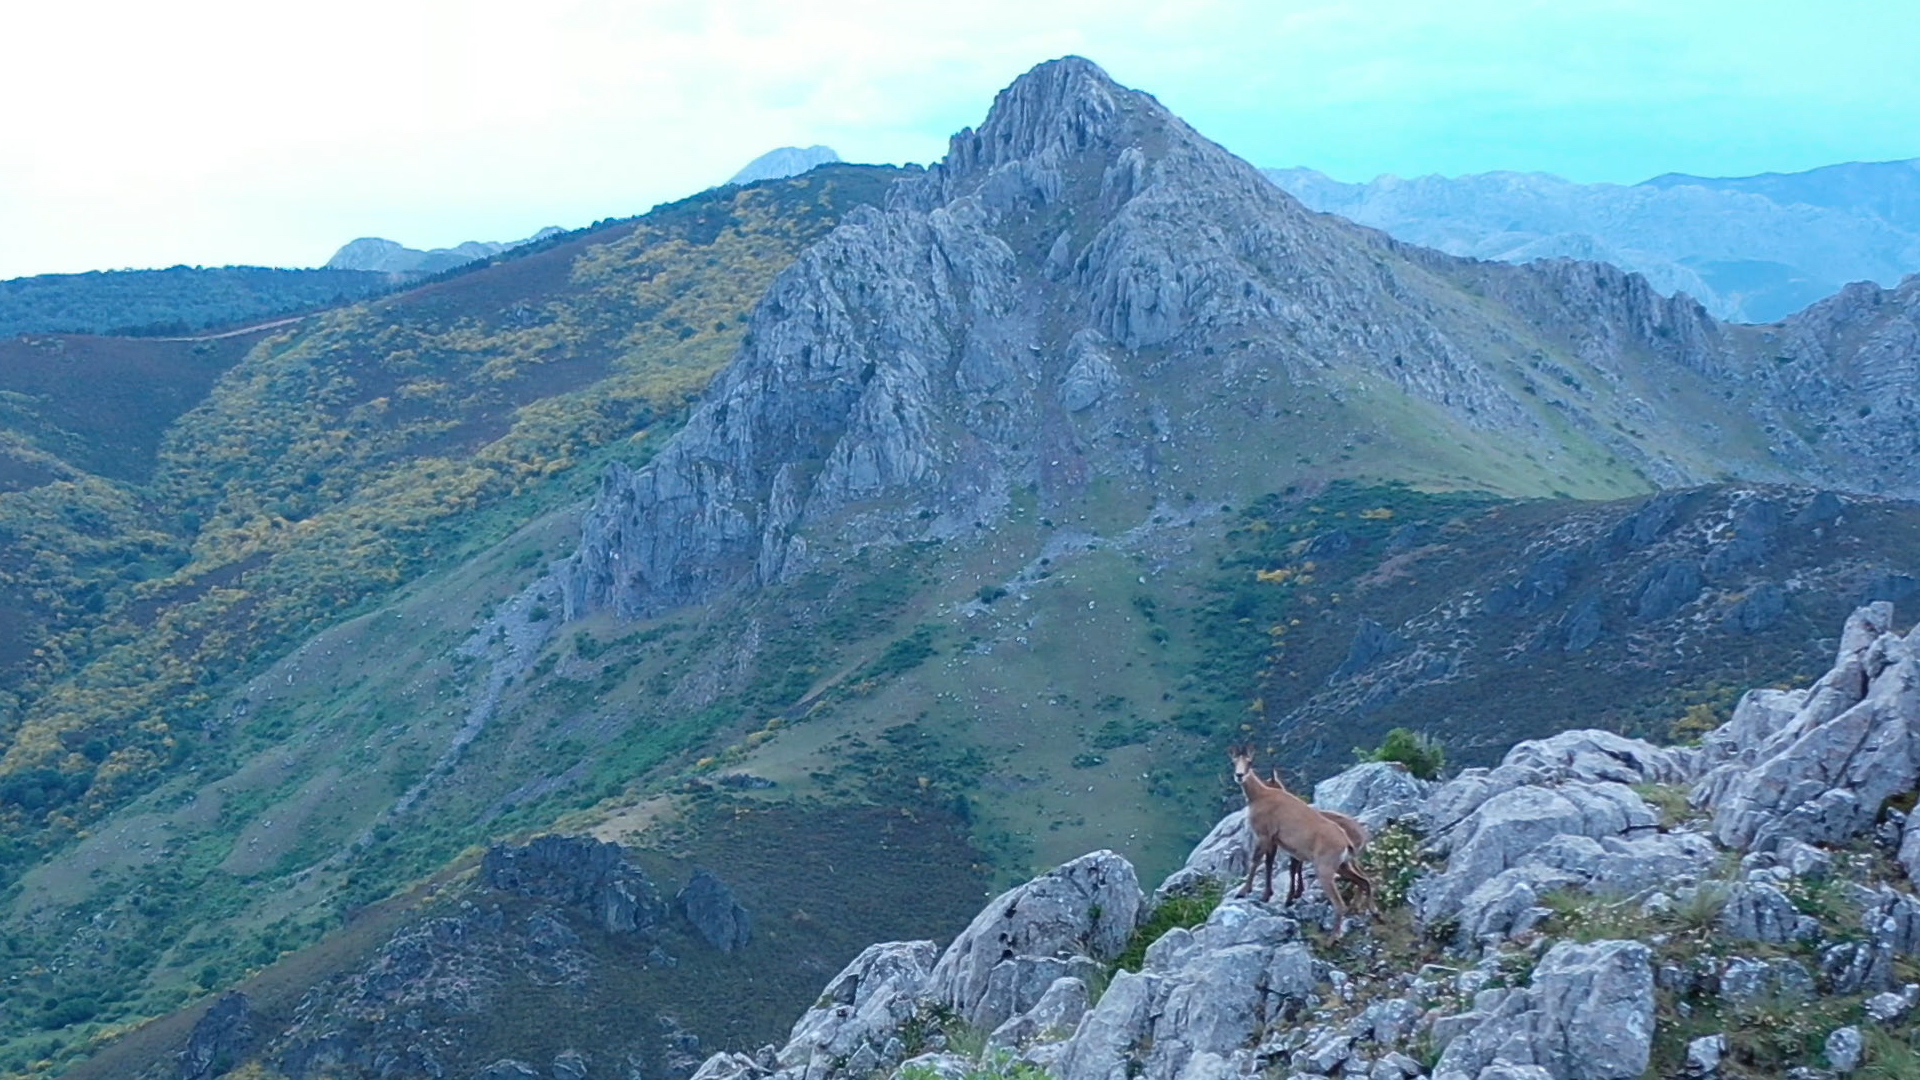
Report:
0,267,398,338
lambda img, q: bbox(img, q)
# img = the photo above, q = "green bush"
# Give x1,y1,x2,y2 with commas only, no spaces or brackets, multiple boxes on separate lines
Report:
1362,727,1446,780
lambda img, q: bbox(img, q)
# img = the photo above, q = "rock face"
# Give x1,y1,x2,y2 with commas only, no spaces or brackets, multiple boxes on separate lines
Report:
561,55,1920,630
677,867,753,952
482,835,666,936
1432,941,1655,1080
682,604,1920,1080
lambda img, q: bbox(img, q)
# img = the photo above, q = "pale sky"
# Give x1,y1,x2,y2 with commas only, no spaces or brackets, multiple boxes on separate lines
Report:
2,0,1916,279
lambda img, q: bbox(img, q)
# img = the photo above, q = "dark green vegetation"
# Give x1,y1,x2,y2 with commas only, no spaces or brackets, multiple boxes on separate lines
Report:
1,103,1916,1080
1112,881,1224,972
0,266,397,338
1182,481,1920,782
1360,728,1446,781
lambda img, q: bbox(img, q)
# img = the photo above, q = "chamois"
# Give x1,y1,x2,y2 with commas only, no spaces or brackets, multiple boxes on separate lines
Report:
1229,745,1363,930
1270,768,1374,909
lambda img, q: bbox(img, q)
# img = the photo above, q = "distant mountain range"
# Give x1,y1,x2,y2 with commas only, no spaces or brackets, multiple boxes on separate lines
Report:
1267,158,1920,322
324,227,566,274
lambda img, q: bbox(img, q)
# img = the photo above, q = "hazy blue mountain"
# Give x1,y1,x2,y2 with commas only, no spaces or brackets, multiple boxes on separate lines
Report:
728,144,842,185
1642,156,1920,232
1267,161,1920,322
324,226,565,273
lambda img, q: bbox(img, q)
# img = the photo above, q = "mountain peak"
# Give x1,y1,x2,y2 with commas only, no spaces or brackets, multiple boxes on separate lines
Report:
728,145,842,185
939,56,1162,183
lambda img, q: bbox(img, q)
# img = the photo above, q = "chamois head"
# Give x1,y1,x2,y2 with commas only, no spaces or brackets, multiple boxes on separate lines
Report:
1228,743,1257,785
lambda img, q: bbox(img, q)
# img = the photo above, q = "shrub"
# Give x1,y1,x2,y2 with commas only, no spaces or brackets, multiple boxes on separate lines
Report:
1363,727,1446,780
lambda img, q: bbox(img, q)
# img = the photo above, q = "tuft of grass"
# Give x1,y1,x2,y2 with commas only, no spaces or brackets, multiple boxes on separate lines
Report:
1632,782,1697,828
1111,881,1223,973
1861,1025,1920,1080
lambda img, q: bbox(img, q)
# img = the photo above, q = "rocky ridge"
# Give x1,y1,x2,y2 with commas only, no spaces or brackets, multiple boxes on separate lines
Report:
685,603,1920,1080
559,57,1920,626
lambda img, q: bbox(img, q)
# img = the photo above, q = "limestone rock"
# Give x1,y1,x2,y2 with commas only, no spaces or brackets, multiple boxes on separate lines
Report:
1432,939,1654,1080
1051,900,1319,1080
1419,780,1656,924
929,850,1142,1028
778,940,940,1080
552,1050,591,1080
1699,603,1920,852
1720,882,1821,944
989,975,1090,1049
1685,1034,1726,1078
1499,729,1699,786
472,1063,542,1080
1312,762,1430,830
1827,1026,1864,1074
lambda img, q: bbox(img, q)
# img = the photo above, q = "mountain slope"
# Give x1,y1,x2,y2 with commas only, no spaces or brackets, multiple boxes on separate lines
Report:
1641,155,1920,232
1268,163,1920,323
564,57,1918,628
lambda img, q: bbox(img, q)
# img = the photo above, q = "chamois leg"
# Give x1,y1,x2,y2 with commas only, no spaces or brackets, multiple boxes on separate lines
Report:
1261,844,1279,902
1238,842,1265,898
1312,853,1350,936
1337,859,1376,914
1287,857,1305,903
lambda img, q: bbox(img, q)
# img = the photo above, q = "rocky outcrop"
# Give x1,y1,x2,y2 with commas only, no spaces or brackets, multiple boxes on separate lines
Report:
1696,601,1920,854
482,835,666,936
1432,941,1654,1080
928,851,1142,1029
1048,902,1318,1080
677,867,753,952
177,992,258,1080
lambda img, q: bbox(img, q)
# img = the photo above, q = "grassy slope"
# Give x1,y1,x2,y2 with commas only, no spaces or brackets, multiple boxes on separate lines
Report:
0,167,906,1073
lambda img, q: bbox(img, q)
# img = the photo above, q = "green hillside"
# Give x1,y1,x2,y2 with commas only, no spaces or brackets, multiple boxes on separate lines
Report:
0,267,401,339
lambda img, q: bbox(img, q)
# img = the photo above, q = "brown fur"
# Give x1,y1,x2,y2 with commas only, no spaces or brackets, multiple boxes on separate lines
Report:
1228,746,1363,934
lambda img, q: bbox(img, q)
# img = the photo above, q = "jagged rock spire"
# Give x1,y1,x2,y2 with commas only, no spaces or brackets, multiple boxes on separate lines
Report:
944,57,1135,177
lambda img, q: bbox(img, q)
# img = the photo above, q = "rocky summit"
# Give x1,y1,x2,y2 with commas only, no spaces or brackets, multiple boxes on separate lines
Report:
684,603,1920,1080
560,57,1919,625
